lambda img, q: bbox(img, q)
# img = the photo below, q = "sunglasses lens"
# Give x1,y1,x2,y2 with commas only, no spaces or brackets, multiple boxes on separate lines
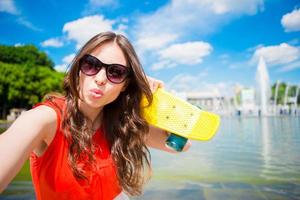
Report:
80,56,99,76
79,55,130,84
107,65,128,83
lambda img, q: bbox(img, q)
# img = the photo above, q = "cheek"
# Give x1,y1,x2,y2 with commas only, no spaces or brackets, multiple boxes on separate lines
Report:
107,84,125,101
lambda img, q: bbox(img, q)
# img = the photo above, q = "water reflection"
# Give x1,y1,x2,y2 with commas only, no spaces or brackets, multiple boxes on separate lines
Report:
138,116,300,200
1,117,300,200
260,117,271,179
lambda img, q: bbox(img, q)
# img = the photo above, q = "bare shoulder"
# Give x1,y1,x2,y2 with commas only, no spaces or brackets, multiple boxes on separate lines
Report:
18,105,57,128
5,105,57,142
24,105,57,122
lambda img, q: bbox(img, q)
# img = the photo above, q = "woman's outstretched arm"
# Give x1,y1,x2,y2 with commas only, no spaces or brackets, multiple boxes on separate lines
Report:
0,106,56,192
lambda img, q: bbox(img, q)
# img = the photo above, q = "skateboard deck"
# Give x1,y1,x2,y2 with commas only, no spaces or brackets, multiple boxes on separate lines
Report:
141,88,220,141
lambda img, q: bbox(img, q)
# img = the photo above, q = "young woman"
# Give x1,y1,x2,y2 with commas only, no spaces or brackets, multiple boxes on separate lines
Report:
0,32,190,199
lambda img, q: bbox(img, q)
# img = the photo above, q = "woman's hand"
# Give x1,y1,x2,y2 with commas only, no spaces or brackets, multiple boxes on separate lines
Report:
146,76,165,92
145,76,192,153
146,126,192,153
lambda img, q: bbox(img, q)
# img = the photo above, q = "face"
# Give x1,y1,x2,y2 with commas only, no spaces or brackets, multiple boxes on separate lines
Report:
78,42,129,111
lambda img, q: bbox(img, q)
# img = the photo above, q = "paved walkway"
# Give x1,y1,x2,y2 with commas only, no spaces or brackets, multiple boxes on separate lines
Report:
1,181,300,200
135,181,300,200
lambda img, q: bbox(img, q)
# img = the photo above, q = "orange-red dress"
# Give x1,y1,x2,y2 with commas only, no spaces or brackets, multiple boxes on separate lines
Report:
30,97,121,200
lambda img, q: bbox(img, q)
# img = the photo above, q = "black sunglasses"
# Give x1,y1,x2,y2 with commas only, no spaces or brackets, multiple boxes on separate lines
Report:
79,54,131,84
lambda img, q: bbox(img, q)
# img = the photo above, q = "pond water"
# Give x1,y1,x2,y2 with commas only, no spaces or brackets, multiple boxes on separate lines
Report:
1,116,300,200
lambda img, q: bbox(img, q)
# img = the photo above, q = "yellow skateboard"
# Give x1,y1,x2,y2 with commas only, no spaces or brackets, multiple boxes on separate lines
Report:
141,88,220,152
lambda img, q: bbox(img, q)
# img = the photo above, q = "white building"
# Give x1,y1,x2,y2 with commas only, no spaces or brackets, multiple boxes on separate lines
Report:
237,88,258,115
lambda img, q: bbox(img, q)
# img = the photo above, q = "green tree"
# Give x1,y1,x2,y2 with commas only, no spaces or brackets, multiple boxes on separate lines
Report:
0,45,54,69
271,82,299,105
0,62,64,118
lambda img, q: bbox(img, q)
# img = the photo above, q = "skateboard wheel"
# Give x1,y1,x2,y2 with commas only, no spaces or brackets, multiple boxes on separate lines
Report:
165,133,188,152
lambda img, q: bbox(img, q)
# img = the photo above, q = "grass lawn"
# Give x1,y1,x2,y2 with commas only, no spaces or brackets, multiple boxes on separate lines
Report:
13,160,32,181
0,119,8,123
0,127,6,133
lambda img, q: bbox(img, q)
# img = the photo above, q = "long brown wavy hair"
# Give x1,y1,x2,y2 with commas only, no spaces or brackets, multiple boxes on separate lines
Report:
54,32,153,195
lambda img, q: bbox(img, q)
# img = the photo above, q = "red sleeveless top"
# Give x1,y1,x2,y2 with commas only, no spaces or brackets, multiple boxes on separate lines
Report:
30,97,122,200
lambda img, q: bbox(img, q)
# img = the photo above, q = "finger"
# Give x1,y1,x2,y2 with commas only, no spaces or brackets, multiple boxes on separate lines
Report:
146,76,165,92
149,78,157,92
182,140,192,152
157,80,165,89
152,81,159,92
150,79,156,92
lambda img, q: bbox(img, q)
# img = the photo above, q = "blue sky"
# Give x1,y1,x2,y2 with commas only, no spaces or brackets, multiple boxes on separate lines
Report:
0,0,299,96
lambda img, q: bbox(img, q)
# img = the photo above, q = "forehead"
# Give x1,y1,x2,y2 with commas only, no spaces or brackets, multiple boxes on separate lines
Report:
90,42,127,66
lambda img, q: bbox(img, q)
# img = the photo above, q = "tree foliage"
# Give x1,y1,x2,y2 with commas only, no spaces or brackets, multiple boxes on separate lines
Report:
0,44,64,119
271,82,300,105
0,45,54,69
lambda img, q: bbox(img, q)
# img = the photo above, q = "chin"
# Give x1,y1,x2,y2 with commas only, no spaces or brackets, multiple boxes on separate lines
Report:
87,99,104,108
80,95,104,109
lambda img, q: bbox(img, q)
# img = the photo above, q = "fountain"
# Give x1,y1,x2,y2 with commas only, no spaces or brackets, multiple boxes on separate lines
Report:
294,86,300,115
274,81,280,105
295,86,299,107
273,80,280,114
291,85,299,115
255,56,271,116
284,84,290,106
281,84,290,114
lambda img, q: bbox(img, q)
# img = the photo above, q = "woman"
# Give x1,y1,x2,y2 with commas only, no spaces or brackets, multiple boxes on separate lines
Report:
0,32,190,199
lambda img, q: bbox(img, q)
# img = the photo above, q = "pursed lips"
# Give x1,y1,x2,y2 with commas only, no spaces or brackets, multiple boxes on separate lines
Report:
89,88,104,96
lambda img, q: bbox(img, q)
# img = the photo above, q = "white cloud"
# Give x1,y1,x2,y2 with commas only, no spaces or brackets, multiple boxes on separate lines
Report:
278,60,300,72
52,14,128,71
14,43,24,47
0,1,42,32
281,8,300,32
88,0,118,7
63,15,115,49
17,17,42,32
137,33,178,50
54,64,68,72
167,73,200,91
203,0,264,15
251,43,300,66
159,41,212,64
133,0,263,72
151,41,213,70
151,60,177,71
41,38,64,48
120,18,129,23
62,53,76,64
55,53,76,72
166,73,235,96
115,24,128,36
246,44,264,53
134,0,264,52
0,0,18,14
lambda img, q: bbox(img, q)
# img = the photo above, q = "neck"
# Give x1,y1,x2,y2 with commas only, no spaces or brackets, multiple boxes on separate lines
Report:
78,100,103,130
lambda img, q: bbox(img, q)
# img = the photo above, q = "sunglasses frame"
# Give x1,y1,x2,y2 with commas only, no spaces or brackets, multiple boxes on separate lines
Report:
79,54,132,84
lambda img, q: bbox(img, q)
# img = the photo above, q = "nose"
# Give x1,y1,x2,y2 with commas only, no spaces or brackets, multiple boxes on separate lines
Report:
95,68,108,85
